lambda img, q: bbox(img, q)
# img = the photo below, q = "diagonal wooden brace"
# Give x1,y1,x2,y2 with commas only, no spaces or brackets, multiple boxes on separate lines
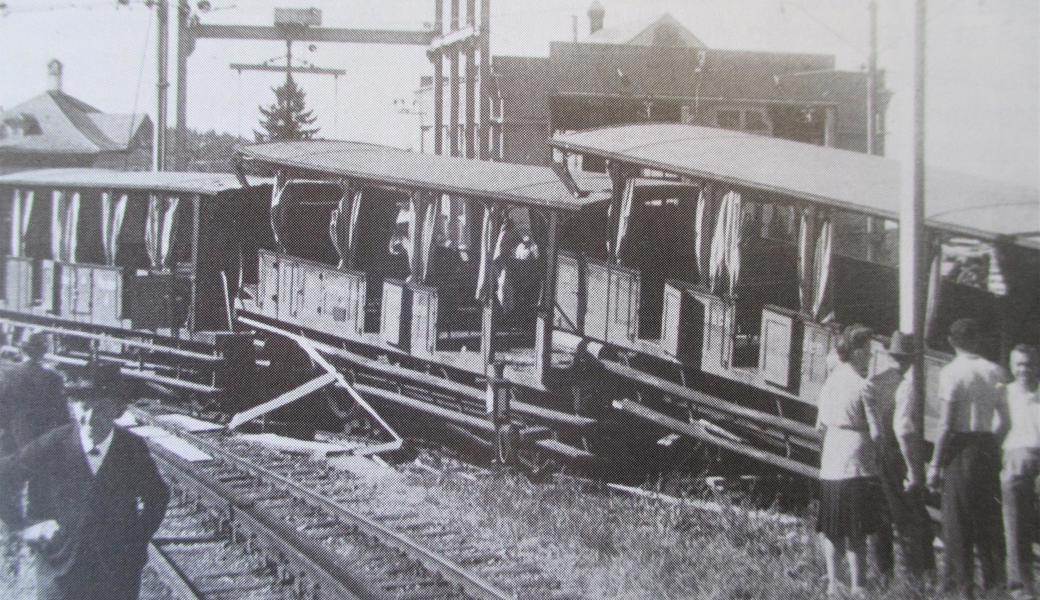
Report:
227,372,337,431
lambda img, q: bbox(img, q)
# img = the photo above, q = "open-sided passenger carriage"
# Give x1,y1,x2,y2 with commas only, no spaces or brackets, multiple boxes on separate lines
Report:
549,123,1039,477
0,168,271,410
237,141,614,462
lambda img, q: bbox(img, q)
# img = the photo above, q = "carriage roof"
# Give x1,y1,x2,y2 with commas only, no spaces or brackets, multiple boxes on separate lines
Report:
240,140,612,211
0,168,262,196
551,124,1039,249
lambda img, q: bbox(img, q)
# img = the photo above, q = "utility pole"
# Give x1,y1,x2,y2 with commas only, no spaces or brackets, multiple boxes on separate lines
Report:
866,0,879,156
155,0,169,171
899,0,928,453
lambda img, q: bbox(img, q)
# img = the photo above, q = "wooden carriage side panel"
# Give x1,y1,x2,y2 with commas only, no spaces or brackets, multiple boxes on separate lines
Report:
759,305,803,391
5,257,33,311
381,279,408,349
38,260,56,314
660,281,705,365
300,265,325,324
91,267,121,327
410,283,438,360
74,265,93,318
607,265,640,348
799,321,836,405
554,252,581,333
257,251,279,318
687,288,733,378
584,259,610,342
322,269,366,337
276,257,296,323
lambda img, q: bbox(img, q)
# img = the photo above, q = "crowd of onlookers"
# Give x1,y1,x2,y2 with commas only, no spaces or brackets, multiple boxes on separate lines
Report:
817,318,1039,599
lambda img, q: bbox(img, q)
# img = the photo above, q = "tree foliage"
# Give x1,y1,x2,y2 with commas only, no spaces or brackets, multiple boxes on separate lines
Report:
254,77,319,143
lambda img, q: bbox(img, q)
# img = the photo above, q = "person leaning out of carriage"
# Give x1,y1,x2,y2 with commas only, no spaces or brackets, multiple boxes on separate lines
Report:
0,363,170,600
815,324,883,597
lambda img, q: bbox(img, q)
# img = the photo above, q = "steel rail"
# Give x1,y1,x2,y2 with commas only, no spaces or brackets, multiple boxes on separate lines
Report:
133,409,515,600
150,449,366,600
146,542,206,600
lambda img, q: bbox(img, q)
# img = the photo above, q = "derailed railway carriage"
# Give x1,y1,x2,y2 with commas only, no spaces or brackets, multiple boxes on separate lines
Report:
548,123,1039,476
0,168,270,409
237,141,615,462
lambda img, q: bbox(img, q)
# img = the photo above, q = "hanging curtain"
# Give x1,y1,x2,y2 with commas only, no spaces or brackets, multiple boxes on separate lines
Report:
475,204,503,301
61,192,81,262
159,197,179,269
810,212,832,321
10,189,23,257
987,243,1009,296
328,185,352,269
270,172,287,252
924,236,944,340
18,190,33,257
419,195,437,281
346,189,362,267
797,207,815,314
726,192,743,294
614,179,635,263
50,190,66,261
694,187,718,285
145,194,162,268
101,193,128,266
708,191,742,295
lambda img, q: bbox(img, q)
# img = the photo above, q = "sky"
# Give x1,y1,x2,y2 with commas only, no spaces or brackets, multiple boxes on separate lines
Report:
0,0,1036,187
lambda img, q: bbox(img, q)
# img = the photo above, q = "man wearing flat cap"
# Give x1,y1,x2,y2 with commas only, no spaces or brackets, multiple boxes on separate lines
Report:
863,332,935,581
0,363,170,600
0,333,66,456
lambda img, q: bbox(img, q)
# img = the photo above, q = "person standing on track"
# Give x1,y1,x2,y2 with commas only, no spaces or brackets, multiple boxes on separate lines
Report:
0,363,169,600
0,333,67,457
815,324,882,597
927,318,1007,598
863,332,935,583
994,344,1040,599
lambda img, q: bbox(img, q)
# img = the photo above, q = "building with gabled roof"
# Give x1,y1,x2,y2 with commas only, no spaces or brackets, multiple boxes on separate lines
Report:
0,60,152,174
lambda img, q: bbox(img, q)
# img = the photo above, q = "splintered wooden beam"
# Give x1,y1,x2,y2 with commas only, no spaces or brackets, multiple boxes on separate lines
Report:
192,24,435,45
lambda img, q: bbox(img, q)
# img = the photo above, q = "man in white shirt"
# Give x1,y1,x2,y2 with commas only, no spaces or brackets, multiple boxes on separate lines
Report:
927,318,1008,597
994,344,1040,598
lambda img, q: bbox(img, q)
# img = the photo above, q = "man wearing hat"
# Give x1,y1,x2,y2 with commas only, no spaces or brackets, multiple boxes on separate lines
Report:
0,333,67,456
0,363,170,600
863,332,935,581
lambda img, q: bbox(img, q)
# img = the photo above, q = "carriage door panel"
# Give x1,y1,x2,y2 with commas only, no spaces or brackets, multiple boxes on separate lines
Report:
759,306,802,390
38,260,56,313
554,253,580,333
922,351,951,442
300,265,325,325
74,265,93,319
92,267,121,327
584,260,610,342
410,283,437,359
607,266,639,347
381,279,408,349
276,258,295,322
799,321,835,405
257,251,279,317
5,257,32,311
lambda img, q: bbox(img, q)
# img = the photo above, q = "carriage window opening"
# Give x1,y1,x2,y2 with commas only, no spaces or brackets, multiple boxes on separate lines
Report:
23,188,52,260
74,190,105,265
279,182,342,266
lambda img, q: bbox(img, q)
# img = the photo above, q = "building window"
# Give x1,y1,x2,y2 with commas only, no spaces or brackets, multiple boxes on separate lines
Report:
716,110,741,130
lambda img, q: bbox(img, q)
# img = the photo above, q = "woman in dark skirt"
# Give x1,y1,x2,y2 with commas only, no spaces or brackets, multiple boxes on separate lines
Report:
816,324,882,596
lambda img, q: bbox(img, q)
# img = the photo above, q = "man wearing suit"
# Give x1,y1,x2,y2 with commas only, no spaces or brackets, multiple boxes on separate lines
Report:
0,364,170,600
0,333,67,456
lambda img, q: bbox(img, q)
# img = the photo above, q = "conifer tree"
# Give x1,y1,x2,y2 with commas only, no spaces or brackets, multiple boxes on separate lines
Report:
255,76,319,142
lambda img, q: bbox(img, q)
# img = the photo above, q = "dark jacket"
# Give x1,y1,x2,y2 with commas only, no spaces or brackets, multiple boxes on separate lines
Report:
0,424,170,600
0,360,67,454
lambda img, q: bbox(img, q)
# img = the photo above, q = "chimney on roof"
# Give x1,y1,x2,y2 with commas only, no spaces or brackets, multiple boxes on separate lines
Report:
47,59,63,93
588,1,605,34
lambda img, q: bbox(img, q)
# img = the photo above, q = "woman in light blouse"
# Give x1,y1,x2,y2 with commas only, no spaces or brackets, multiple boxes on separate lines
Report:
815,324,882,597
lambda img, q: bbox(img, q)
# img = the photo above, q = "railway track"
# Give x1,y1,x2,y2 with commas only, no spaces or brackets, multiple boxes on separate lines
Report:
132,407,577,599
